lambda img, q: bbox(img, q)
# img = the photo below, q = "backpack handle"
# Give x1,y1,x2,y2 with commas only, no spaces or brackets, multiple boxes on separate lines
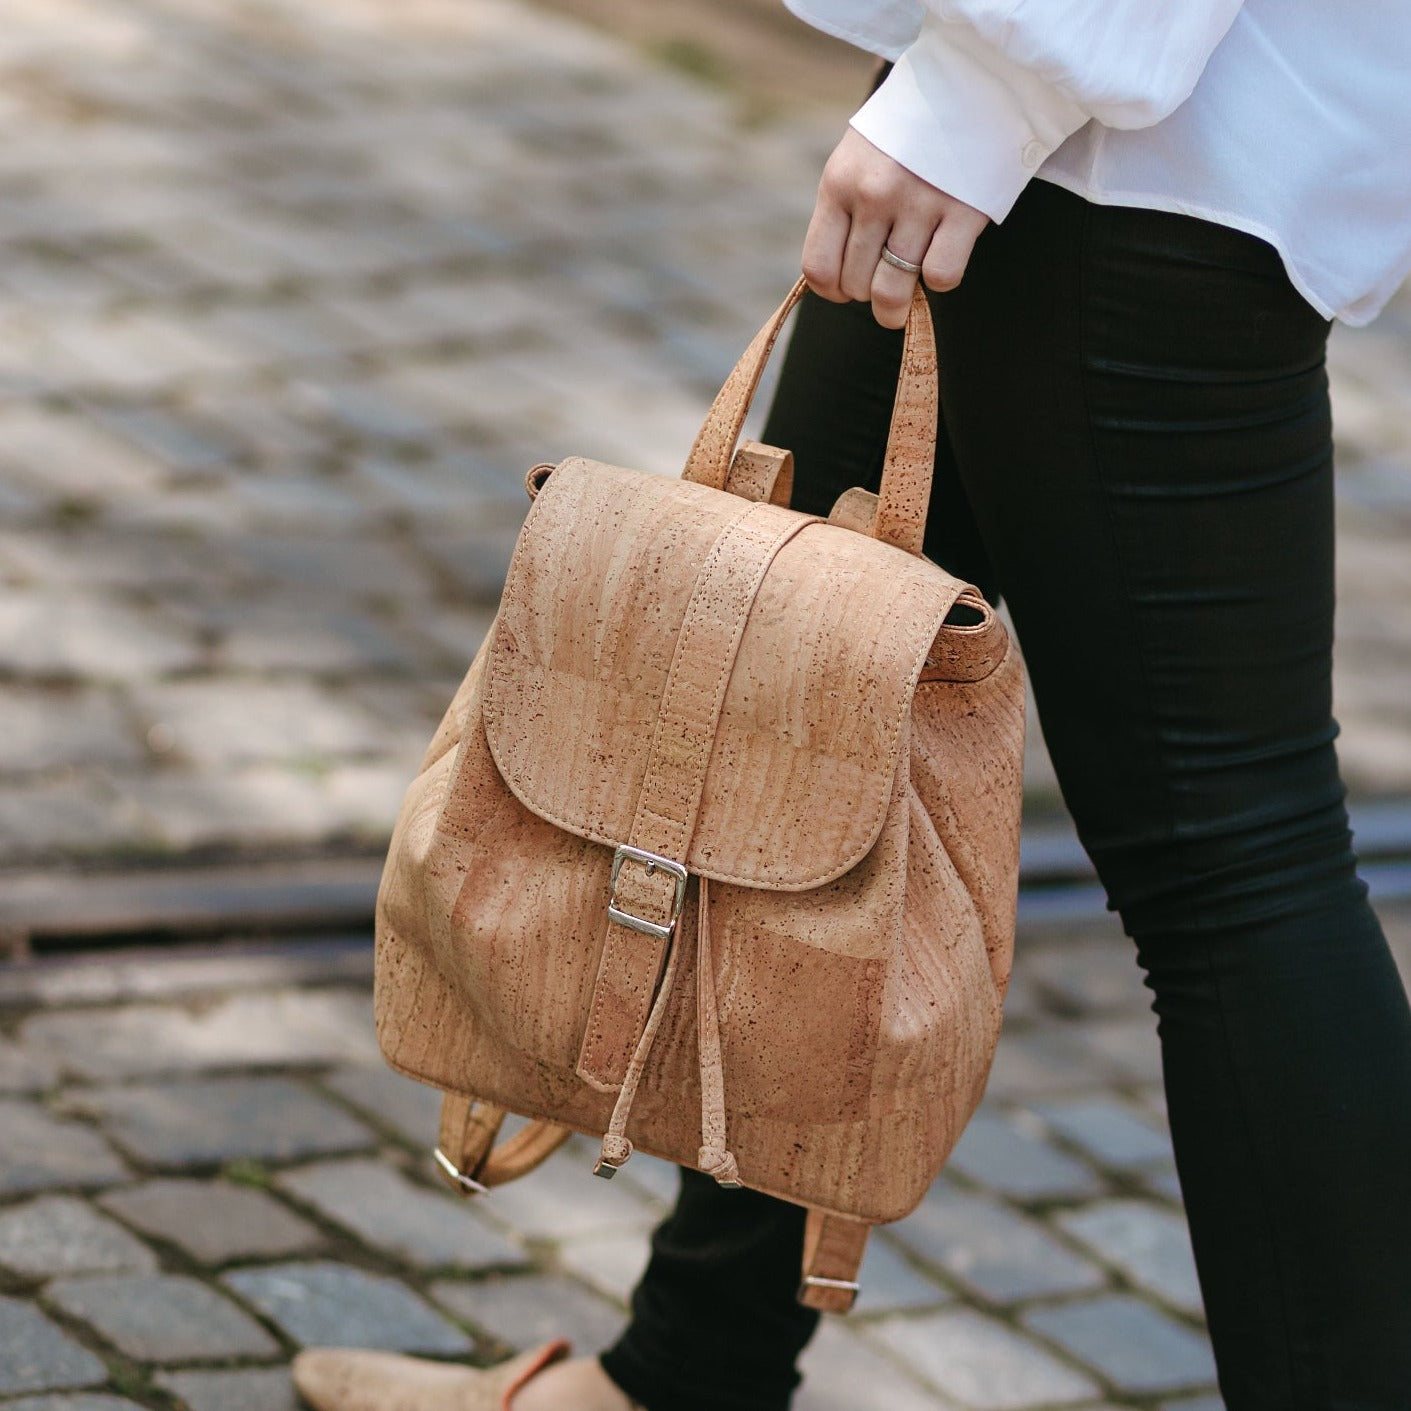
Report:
682,278,938,558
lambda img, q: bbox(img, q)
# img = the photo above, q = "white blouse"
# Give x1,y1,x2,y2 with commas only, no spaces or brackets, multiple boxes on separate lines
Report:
784,0,1411,325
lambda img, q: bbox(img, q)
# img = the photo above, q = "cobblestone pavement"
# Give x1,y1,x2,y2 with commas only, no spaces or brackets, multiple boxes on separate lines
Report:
1,0,1410,867
8,911,1406,1411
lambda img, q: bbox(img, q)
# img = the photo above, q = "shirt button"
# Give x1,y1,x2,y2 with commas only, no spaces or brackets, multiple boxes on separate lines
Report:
1021,139,1045,169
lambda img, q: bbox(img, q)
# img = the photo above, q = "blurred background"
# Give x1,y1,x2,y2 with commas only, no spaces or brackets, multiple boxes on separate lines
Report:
1,0,1409,945
0,6,1409,1410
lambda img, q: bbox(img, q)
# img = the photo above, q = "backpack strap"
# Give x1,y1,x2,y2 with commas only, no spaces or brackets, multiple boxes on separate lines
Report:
433,1093,571,1195
798,1210,871,1313
575,501,821,1095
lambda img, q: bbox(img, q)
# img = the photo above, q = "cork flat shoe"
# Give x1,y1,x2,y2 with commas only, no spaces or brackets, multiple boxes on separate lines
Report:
291,1341,570,1411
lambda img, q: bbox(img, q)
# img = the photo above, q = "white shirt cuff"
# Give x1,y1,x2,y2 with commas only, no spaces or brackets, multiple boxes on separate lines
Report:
850,15,1092,223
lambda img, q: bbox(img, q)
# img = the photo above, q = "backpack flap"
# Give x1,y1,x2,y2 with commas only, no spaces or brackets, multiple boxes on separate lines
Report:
481,454,966,892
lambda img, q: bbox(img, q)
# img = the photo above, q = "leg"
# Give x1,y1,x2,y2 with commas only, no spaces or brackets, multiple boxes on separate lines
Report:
599,1170,819,1411
932,180,1411,1407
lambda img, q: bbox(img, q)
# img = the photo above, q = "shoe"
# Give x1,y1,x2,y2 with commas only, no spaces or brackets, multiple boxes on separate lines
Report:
291,1340,570,1411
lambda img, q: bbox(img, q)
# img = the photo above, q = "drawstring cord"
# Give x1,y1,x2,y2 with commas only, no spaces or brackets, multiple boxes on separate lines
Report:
695,877,741,1186
595,876,740,1187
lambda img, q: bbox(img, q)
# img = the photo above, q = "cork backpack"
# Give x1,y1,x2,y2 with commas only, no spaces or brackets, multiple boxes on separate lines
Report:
374,279,1025,1311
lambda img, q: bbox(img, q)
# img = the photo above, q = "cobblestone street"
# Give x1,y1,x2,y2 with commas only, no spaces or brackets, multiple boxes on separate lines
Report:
3,2,1411,1410
12,910,1407,1411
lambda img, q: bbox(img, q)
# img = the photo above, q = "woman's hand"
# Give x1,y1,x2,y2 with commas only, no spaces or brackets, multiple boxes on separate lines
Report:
802,128,990,329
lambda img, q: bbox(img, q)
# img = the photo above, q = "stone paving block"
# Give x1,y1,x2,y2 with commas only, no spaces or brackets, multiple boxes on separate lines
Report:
0,405,166,500
0,1195,156,1278
1034,1098,1174,1169
98,1178,322,1264
47,1272,280,1362
412,607,501,670
416,529,519,607
946,1112,1103,1201
201,303,366,362
991,964,1041,1023
348,453,526,522
0,688,143,775
430,1274,623,1354
1023,1295,1217,1395
1075,1017,1165,1085
889,1184,1106,1304
870,1307,1101,1410
277,1158,527,1271
80,406,239,474
194,604,417,676
0,1039,59,1095
0,245,127,309
0,528,229,594
556,1227,652,1307
321,1065,446,1147
110,767,365,854
68,1076,376,1168
331,280,542,346
0,593,202,682
22,990,380,1080
0,1297,108,1395
213,533,438,603
2,1397,144,1411
0,777,144,862
0,1100,129,1194
47,312,227,390
318,761,425,837
157,1368,300,1411
127,679,392,770
1057,1200,1204,1315
983,1028,1116,1101
472,1144,661,1242
796,1321,948,1411
222,1261,472,1353
1143,1163,1186,1204
182,397,328,466
289,379,436,443
852,1235,953,1317
0,478,43,520
1021,935,1152,1016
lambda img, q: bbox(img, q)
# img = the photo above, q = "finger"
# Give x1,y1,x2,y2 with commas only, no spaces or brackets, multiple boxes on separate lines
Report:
869,221,932,329
839,215,892,303
801,195,852,302
922,208,989,293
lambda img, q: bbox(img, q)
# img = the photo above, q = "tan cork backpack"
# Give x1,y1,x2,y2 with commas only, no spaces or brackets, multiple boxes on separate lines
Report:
374,279,1026,1312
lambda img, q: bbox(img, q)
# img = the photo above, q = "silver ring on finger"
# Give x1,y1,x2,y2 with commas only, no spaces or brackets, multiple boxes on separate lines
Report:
879,245,923,275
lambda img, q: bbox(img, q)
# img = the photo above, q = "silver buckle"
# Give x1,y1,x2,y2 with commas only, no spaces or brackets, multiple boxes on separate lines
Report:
433,1147,489,1196
607,845,688,940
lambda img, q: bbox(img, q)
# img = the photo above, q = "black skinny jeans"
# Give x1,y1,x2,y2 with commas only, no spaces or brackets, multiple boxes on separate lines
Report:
601,180,1411,1411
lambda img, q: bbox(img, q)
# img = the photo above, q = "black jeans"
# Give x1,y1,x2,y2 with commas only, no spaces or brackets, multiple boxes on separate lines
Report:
600,181,1411,1411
